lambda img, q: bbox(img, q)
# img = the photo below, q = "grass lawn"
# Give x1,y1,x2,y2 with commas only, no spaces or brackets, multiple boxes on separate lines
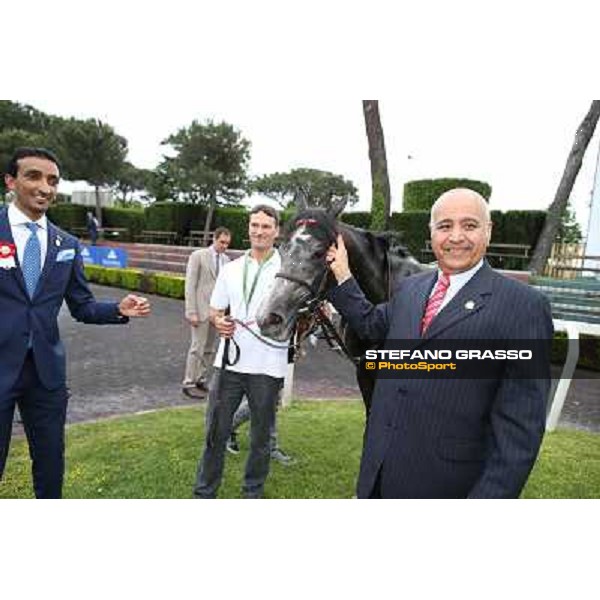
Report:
1,400,598,499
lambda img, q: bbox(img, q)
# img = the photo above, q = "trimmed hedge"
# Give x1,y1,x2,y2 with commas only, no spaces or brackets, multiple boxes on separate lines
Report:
551,332,600,372
340,212,371,229
102,207,145,241
213,207,249,248
83,265,184,299
403,178,492,211
143,202,253,247
47,204,88,230
48,204,146,242
153,273,185,299
388,211,431,257
144,202,207,242
500,210,546,245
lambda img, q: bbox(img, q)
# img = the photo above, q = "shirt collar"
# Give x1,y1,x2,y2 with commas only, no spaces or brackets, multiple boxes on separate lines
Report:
8,201,48,231
439,259,484,286
245,248,277,265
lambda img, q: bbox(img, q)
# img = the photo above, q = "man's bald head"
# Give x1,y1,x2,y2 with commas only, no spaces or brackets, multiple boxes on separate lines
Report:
430,188,491,227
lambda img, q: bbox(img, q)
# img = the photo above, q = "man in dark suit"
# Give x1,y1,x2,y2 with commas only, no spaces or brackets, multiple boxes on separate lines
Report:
326,188,553,498
0,147,151,499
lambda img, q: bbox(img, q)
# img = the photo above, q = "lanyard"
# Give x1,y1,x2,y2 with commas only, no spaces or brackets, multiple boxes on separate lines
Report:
243,250,273,312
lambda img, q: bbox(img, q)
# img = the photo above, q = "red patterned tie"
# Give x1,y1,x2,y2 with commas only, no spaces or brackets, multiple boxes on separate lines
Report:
421,272,451,335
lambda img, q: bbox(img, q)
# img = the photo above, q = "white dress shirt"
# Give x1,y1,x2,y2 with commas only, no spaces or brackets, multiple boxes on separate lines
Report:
8,202,49,268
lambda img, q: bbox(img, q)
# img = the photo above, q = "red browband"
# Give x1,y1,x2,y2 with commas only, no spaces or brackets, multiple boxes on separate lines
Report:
295,219,319,227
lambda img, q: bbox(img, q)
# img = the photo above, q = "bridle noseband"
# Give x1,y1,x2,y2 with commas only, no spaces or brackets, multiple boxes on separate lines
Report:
274,269,330,314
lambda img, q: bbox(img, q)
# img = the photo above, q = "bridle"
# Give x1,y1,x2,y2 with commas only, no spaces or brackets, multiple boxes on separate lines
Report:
274,217,337,312
273,219,359,365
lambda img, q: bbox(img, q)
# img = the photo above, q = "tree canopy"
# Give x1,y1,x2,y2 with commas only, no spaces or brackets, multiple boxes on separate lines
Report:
0,101,55,196
1,102,130,214
111,161,153,202
153,120,251,205
53,117,128,186
251,167,358,210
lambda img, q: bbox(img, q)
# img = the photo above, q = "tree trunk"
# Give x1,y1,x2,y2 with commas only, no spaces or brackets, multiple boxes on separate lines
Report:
203,192,216,247
529,100,600,274
363,100,391,230
94,185,103,227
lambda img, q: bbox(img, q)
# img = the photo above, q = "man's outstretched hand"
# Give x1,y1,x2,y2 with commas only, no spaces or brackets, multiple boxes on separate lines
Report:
119,294,151,317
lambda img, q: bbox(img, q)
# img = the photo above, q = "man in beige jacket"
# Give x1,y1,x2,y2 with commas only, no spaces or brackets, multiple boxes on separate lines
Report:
182,227,231,398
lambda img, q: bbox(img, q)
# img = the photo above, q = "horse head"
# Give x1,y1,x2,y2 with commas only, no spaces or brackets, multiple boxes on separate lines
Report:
257,199,423,342
257,204,341,342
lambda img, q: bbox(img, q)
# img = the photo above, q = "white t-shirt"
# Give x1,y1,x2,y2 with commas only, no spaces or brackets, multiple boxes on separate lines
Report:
210,250,288,379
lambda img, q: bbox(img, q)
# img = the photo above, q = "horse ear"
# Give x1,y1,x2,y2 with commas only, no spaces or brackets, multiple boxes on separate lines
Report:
329,196,347,219
294,190,309,211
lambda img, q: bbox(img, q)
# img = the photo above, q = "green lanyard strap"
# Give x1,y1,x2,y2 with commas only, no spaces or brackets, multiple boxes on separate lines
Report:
243,250,274,311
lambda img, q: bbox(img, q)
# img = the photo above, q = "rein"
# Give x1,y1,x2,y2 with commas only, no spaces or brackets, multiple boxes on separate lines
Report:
221,317,302,368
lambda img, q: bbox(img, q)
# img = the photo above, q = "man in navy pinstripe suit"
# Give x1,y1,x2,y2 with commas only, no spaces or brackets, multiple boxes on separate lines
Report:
327,188,553,498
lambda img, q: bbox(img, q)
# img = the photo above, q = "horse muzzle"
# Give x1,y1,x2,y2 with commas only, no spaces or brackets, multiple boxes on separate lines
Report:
256,310,295,342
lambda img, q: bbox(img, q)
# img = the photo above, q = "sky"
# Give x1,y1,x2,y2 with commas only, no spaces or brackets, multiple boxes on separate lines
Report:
7,1,600,242
12,97,600,238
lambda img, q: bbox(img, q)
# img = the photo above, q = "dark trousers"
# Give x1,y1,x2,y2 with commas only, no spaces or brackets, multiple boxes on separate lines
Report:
193,369,283,498
0,352,68,499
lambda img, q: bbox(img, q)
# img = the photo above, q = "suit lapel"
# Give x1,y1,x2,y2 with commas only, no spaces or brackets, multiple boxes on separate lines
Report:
406,271,437,339
423,263,493,339
0,207,28,297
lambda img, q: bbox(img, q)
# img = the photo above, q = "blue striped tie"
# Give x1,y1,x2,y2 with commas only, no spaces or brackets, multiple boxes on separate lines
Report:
23,222,42,299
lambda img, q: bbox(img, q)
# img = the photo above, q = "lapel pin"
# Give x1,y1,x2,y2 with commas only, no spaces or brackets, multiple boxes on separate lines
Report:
56,237,62,247
464,300,475,310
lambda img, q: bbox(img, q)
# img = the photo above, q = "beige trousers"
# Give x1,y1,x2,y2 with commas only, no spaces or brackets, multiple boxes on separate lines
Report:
182,320,218,386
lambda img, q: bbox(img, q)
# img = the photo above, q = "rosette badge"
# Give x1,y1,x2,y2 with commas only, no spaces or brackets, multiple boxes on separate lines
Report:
0,241,17,268
0,242,16,258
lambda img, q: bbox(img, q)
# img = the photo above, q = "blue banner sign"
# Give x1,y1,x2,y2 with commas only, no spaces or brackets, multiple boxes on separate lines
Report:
81,245,128,268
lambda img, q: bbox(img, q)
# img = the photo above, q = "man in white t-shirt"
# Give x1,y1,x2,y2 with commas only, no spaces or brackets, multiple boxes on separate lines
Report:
193,205,289,499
